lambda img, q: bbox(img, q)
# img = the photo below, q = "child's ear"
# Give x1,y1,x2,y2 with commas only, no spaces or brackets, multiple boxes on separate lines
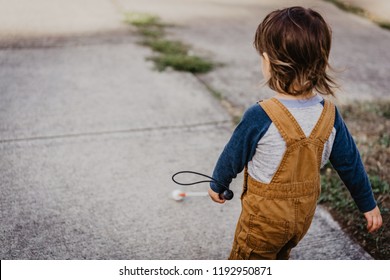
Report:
261,52,271,80
262,52,270,63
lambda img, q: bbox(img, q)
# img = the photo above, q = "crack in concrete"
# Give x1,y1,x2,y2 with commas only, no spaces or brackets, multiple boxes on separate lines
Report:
195,74,244,124
0,120,231,144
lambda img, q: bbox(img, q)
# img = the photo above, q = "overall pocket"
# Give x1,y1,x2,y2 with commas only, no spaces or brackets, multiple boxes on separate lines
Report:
246,214,289,251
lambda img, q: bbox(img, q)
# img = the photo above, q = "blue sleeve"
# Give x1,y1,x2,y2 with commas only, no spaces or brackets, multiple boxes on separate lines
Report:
329,107,377,213
210,104,272,193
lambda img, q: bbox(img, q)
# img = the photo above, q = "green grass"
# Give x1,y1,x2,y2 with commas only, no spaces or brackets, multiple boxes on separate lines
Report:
141,39,189,55
320,165,390,259
379,133,390,148
124,12,166,39
376,21,390,30
320,101,390,258
124,12,162,28
138,26,165,39
370,175,390,198
150,54,214,73
124,12,215,74
320,172,389,209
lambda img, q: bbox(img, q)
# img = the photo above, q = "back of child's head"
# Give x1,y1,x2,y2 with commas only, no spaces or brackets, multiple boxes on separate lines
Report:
254,6,337,96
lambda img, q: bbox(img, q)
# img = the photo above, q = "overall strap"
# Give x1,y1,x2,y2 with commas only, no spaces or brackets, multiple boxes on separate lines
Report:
308,99,335,143
259,98,306,146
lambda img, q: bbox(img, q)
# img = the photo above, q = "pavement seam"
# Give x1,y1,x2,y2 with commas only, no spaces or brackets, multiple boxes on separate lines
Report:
194,74,244,124
0,31,137,50
0,120,231,144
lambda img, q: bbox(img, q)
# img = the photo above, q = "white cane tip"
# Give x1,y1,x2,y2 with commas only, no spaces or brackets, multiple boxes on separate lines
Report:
171,189,185,201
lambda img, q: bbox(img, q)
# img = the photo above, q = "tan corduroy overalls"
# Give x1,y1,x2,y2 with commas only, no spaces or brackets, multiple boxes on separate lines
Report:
229,97,335,260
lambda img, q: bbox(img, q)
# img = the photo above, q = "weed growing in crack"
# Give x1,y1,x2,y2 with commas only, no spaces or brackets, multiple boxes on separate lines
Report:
124,12,215,74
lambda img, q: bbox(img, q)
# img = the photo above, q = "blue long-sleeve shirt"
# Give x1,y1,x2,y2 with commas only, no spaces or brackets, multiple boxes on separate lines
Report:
210,97,376,213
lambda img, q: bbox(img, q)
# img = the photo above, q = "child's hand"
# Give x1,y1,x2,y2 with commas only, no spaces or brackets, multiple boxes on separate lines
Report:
363,206,383,233
208,188,226,204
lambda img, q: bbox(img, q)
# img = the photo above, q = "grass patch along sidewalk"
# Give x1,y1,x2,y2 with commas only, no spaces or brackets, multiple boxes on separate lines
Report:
124,12,215,74
320,100,390,259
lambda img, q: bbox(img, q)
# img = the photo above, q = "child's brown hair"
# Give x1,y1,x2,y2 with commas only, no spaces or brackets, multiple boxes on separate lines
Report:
254,6,337,96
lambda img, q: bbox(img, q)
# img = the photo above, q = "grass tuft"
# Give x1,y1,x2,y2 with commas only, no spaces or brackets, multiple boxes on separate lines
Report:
149,54,214,73
137,26,165,39
141,39,189,55
124,11,216,74
379,133,390,148
124,12,162,28
376,21,390,30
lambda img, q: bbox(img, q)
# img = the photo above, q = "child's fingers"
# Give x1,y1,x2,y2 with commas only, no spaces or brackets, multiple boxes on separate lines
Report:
364,206,383,233
368,215,383,233
211,194,225,204
208,188,226,204
366,215,373,231
368,216,378,233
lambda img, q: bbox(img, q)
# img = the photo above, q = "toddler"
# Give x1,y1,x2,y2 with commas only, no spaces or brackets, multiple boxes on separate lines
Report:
208,6,382,260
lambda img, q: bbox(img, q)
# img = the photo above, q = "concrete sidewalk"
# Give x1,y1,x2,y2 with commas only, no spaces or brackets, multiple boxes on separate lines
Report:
1,0,388,259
